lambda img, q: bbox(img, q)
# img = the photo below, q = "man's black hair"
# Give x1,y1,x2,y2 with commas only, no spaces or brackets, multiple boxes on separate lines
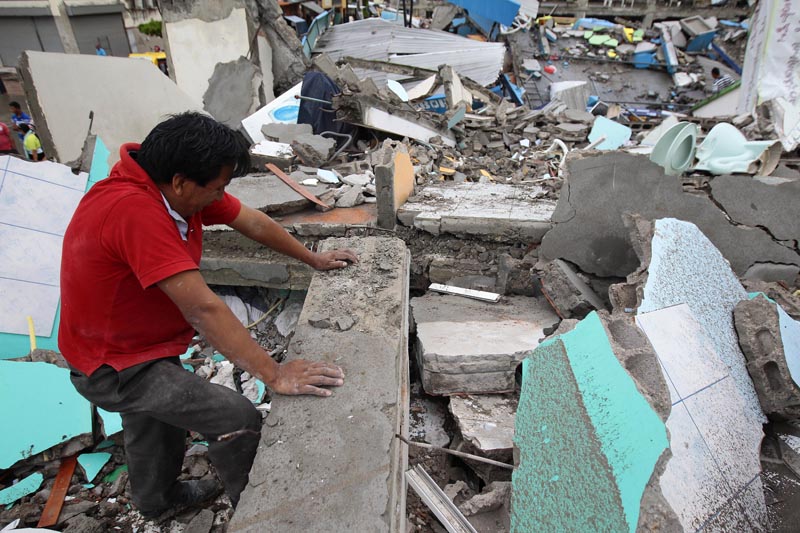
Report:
711,67,721,77
137,112,250,186
18,123,30,133
9,101,21,109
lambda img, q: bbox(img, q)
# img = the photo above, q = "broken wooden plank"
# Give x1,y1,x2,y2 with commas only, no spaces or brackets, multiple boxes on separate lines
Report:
37,455,77,527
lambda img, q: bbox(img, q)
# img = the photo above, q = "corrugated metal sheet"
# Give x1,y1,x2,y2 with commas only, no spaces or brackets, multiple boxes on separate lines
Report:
313,18,505,87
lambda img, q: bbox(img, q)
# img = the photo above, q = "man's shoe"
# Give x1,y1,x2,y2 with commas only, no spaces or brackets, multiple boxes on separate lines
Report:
139,479,222,520
171,479,222,507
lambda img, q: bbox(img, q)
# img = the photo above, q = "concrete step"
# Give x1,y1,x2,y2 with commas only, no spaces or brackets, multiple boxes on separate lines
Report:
229,236,410,532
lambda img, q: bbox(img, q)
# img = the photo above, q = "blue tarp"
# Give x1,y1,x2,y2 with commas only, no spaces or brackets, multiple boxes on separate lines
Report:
446,0,519,27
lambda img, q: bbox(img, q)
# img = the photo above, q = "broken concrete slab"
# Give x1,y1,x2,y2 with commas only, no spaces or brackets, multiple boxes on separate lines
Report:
230,236,409,532
537,259,606,319
540,152,800,277
550,80,590,111
399,182,555,244
18,51,203,165
290,133,336,167
735,294,800,421
710,174,800,243
511,311,671,532
335,186,365,208
449,394,516,454
261,122,313,143
223,173,329,216
203,56,262,128
333,92,457,147
411,293,558,395
201,231,315,290
636,303,767,530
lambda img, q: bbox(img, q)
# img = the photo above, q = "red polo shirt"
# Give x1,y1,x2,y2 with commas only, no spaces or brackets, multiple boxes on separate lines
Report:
59,143,241,375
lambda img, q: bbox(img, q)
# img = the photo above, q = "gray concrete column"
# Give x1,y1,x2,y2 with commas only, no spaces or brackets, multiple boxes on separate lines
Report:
643,0,657,28
47,0,80,54
576,0,589,19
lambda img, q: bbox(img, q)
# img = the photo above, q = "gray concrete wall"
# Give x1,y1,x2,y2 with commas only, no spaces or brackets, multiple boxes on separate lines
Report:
161,1,253,108
18,50,202,164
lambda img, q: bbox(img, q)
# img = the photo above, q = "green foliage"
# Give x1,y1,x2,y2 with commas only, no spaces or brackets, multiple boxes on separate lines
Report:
138,20,162,38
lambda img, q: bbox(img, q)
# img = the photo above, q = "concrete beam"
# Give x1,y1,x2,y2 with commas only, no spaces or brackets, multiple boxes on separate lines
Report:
229,236,410,532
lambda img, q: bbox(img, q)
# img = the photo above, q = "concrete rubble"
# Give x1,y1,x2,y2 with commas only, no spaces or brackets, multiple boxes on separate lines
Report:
734,294,800,421
4,2,800,532
411,293,557,395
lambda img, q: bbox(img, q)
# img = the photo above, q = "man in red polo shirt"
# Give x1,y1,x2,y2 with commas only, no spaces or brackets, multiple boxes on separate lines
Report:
60,113,357,519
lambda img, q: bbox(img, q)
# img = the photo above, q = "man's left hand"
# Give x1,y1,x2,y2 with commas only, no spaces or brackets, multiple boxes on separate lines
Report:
311,249,358,271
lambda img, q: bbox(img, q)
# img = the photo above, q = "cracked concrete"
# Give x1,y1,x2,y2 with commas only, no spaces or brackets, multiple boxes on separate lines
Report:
734,294,800,421
229,236,409,532
710,174,800,244
203,57,262,128
411,293,558,395
539,152,800,278
398,182,555,243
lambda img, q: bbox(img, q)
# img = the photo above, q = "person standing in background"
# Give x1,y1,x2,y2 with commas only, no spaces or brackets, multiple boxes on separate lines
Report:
0,120,17,155
20,124,45,161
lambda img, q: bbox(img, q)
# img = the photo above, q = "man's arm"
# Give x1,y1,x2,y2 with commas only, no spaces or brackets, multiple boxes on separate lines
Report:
227,204,358,270
157,269,344,396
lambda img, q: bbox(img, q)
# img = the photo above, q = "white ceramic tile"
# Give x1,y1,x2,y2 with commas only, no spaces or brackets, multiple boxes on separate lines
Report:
659,360,682,405
700,496,756,533
0,224,62,285
738,477,768,531
4,156,88,191
659,402,737,532
638,218,764,424
0,172,83,235
776,303,800,386
636,304,729,399
683,377,764,495
0,278,60,336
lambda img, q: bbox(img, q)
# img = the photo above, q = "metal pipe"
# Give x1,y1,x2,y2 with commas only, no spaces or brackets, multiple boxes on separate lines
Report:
395,434,514,470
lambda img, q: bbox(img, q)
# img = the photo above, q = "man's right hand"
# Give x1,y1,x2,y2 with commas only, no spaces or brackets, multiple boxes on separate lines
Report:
270,359,344,397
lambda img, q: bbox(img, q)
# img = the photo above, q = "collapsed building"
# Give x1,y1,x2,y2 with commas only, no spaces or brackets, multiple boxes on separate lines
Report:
1,0,800,532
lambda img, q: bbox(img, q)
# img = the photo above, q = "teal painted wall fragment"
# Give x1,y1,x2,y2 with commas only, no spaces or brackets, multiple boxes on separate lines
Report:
0,305,60,360
512,312,668,533
512,338,628,532
0,472,44,505
86,136,111,191
77,452,112,483
0,361,92,469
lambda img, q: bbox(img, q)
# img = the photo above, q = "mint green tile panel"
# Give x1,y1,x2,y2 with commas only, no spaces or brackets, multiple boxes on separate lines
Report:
0,360,92,469
559,312,668,532
0,472,43,505
86,136,111,190
0,304,60,359
512,338,628,532
78,452,112,483
512,312,668,532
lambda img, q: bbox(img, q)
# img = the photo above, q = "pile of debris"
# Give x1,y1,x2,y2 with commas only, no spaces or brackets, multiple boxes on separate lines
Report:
2,0,800,532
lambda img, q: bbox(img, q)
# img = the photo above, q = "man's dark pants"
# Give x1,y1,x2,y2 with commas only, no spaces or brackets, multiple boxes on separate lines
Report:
70,357,261,511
